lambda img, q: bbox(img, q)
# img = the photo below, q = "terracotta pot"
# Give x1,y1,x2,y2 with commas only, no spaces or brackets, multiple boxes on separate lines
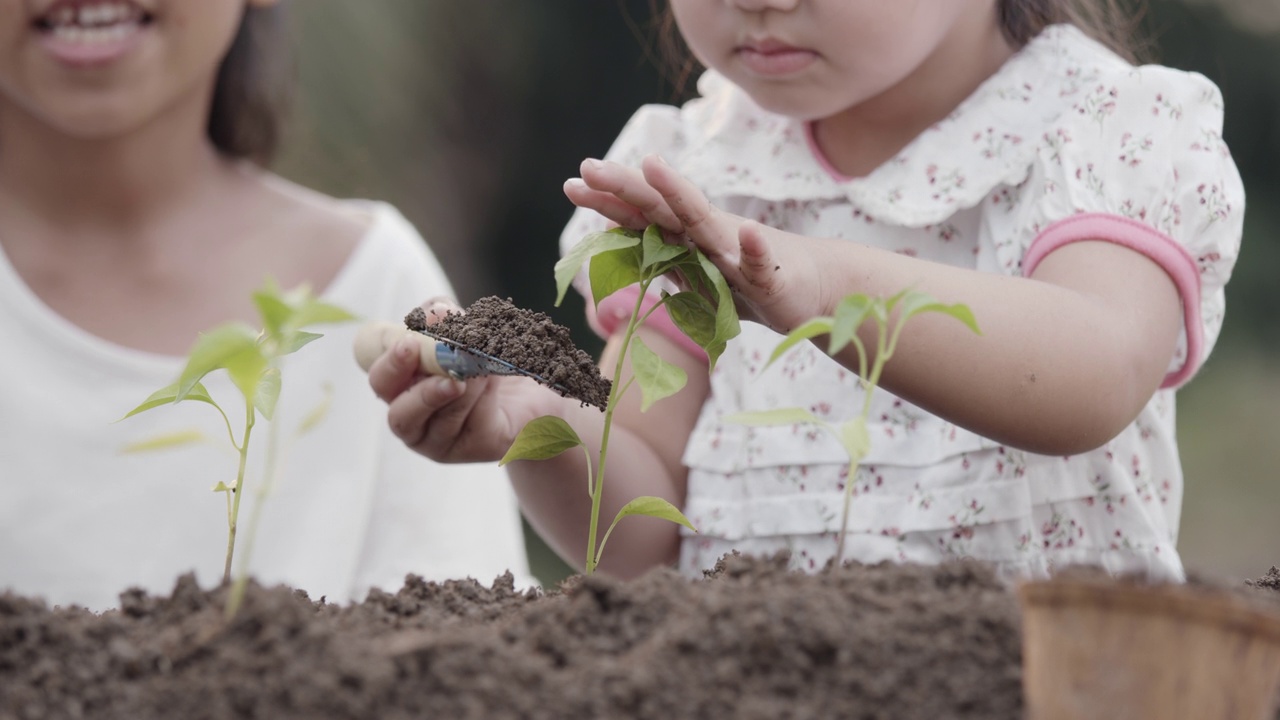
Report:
1018,577,1280,720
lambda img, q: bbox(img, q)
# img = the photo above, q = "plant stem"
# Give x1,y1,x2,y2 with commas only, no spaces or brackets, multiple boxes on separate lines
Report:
223,402,255,585
835,317,889,565
226,394,282,619
585,281,650,574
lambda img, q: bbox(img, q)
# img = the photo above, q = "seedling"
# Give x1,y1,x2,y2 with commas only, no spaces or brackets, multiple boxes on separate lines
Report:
726,290,979,563
121,279,355,615
499,225,740,574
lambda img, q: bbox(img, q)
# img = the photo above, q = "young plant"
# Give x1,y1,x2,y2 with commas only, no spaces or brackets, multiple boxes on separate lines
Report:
500,225,740,574
726,290,980,564
121,279,355,615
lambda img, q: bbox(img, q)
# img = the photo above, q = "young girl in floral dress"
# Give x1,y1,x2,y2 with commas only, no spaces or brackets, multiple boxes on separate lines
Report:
369,0,1243,582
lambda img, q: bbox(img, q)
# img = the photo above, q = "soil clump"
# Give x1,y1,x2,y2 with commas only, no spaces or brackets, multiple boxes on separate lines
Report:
406,296,611,409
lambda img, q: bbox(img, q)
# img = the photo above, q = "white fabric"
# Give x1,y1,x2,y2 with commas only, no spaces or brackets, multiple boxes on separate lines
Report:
560,25,1244,581
0,201,533,610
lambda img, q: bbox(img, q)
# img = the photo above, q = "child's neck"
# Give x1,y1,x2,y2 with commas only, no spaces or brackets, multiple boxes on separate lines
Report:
812,13,1015,179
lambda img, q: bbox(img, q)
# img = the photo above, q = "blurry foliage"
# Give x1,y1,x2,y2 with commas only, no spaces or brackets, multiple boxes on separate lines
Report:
274,1,1280,582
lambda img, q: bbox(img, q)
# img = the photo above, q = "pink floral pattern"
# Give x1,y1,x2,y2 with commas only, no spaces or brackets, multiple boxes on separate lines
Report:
558,25,1243,582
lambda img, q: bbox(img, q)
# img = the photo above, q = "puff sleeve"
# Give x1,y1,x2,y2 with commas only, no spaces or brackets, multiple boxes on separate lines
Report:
992,65,1244,388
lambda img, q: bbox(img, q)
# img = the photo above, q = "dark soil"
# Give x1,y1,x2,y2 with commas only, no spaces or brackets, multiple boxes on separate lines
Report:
407,296,611,409
1,555,1026,720
1250,567,1280,593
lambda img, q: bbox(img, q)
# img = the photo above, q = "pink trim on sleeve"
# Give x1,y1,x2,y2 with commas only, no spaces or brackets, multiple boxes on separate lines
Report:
594,286,707,360
1022,212,1203,389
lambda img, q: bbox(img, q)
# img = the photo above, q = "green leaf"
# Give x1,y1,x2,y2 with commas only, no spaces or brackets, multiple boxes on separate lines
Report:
766,317,834,367
554,228,642,306
611,496,697,533
631,336,687,411
120,429,208,453
672,255,709,295
221,343,269,405
254,367,282,421
829,294,875,355
177,323,261,399
252,289,292,339
694,248,741,370
663,290,717,348
837,417,870,464
499,416,584,465
640,224,684,270
724,407,824,427
287,298,358,331
212,479,237,493
120,381,220,421
280,330,324,356
894,291,981,335
588,245,644,309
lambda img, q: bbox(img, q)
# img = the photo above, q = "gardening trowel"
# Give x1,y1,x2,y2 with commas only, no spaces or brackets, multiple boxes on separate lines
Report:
353,321,575,395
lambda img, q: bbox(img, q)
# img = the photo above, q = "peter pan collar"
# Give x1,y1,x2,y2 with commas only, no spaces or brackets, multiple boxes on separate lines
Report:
678,25,1129,227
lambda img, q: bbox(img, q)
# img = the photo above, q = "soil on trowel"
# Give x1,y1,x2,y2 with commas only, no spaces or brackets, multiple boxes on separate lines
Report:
0,555,1026,720
406,295,611,409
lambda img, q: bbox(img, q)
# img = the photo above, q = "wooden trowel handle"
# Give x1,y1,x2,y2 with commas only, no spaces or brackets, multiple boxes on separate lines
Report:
353,321,449,377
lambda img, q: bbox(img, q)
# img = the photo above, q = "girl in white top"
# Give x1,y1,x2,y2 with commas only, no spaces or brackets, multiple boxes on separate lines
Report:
0,1,529,610
368,0,1243,582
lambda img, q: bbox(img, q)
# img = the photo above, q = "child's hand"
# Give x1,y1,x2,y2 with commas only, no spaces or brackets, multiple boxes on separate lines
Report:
565,155,832,333
363,300,557,464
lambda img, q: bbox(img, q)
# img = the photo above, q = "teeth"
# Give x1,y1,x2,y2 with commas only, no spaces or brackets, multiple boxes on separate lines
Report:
51,21,134,43
48,3,137,29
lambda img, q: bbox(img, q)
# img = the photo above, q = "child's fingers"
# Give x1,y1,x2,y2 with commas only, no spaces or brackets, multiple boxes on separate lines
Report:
386,375,468,453
564,178,652,230
367,334,428,404
640,154,739,265
738,221,785,296
579,158,684,233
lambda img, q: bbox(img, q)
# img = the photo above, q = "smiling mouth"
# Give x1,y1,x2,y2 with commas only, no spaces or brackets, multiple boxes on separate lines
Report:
33,1,154,43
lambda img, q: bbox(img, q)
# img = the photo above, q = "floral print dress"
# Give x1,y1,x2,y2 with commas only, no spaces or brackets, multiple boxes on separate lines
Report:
559,25,1243,581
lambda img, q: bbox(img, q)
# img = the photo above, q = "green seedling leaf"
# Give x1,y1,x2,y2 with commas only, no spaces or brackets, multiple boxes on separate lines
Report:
287,298,358,331
724,407,825,427
694,249,740,369
595,495,697,568
612,496,696,532
664,290,717,348
766,317,835,367
221,342,269,405
894,291,981,335
281,330,324,356
120,380,220,420
212,480,237,493
296,383,333,436
121,429,208,453
254,367,282,421
500,416,584,465
672,255,709,295
837,417,871,465
588,245,644,309
640,224,684,269
829,294,875,355
554,228,642,306
631,336,687,411
252,289,292,338
177,323,261,399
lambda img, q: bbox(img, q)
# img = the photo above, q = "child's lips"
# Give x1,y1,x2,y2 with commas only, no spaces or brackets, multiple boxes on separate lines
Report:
33,0,154,69
735,41,817,77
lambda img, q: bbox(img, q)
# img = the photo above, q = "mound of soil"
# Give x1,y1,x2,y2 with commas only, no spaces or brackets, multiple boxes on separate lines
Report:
407,296,611,409
1,556,1025,720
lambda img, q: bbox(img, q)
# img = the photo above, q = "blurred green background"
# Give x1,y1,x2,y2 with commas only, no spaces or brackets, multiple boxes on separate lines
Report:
275,1,1279,585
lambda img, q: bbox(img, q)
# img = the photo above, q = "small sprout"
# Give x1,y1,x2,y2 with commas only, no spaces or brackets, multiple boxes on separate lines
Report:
728,289,979,564
120,278,356,617
506,224,742,574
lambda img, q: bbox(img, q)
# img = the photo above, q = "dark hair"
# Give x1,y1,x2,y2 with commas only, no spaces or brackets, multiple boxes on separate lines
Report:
646,0,1149,97
207,4,294,165
999,0,1148,64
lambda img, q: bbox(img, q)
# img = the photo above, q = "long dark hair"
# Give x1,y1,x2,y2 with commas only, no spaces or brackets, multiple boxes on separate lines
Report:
645,0,1148,97
207,4,293,165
